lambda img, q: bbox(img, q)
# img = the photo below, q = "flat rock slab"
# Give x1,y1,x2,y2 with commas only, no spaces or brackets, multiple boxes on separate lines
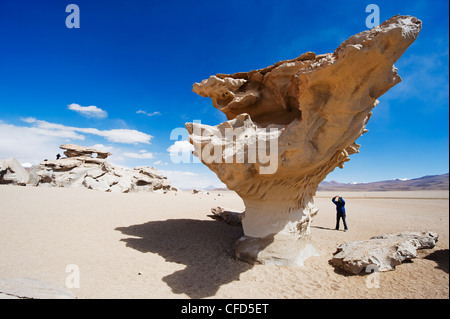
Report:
209,206,243,226
60,144,111,159
0,278,75,299
331,231,439,274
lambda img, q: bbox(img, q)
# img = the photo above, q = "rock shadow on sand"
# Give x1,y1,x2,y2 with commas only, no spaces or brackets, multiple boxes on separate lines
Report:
115,218,252,298
424,249,449,274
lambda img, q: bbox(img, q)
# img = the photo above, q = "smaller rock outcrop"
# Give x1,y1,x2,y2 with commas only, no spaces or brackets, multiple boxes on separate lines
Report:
0,158,29,186
192,189,209,195
0,277,75,299
28,145,176,193
331,231,439,274
209,206,242,226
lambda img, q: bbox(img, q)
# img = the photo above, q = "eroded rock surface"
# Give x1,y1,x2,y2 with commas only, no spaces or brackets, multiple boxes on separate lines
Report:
331,231,439,274
0,158,29,186
60,144,112,159
209,206,243,226
0,277,75,299
186,16,422,264
29,145,176,193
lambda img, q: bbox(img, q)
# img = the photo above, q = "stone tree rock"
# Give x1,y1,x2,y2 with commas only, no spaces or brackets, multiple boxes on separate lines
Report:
0,158,29,186
185,16,422,265
331,231,439,274
28,145,176,193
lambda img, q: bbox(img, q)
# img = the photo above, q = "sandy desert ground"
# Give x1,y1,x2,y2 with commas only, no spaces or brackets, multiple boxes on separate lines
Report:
0,185,448,299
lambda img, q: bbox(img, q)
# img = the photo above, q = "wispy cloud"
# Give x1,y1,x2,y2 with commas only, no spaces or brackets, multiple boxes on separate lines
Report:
387,50,449,108
158,169,226,190
167,140,193,155
90,144,115,153
22,117,153,144
0,121,68,164
137,110,161,117
122,151,155,159
68,103,108,119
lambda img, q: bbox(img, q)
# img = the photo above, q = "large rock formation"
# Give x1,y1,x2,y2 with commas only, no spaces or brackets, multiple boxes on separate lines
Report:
29,144,176,193
331,231,439,274
0,158,29,186
186,16,422,264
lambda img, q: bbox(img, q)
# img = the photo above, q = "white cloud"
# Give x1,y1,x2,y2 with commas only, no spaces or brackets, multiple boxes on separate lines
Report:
167,140,198,164
137,110,161,117
94,129,152,144
90,144,115,153
388,52,449,106
159,170,226,190
68,103,108,119
123,151,155,159
21,117,38,124
21,118,153,144
0,122,65,164
167,140,194,155
0,118,154,166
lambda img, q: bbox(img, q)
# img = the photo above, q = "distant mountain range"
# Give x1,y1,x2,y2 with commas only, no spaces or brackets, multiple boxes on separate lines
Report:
318,173,449,191
185,173,449,192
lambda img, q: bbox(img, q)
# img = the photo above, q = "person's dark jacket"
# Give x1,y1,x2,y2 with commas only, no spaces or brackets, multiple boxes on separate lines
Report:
332,197,346,214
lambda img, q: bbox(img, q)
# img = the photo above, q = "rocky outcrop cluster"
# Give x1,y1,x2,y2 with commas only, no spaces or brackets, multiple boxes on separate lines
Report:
331,231,439,274
29,144,176,193
186,16,422,264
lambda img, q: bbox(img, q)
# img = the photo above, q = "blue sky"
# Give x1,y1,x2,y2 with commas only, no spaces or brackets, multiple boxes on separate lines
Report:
0,0,448,189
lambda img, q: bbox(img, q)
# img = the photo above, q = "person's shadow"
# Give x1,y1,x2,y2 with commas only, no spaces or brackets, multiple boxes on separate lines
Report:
115,218,252,298
311,226,335,231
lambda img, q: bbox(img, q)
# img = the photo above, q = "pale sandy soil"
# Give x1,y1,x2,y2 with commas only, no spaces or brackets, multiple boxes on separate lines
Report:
0,185,448,299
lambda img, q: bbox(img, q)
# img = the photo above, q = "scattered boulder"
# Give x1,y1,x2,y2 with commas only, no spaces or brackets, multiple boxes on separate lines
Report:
0,277,75,299
192,189,209,195
331,231,439,274
209,206,242,226
28,144,177,193
0,158,29,186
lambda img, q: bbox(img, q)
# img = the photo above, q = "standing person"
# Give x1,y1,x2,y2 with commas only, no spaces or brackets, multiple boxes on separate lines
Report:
332,195,348,231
